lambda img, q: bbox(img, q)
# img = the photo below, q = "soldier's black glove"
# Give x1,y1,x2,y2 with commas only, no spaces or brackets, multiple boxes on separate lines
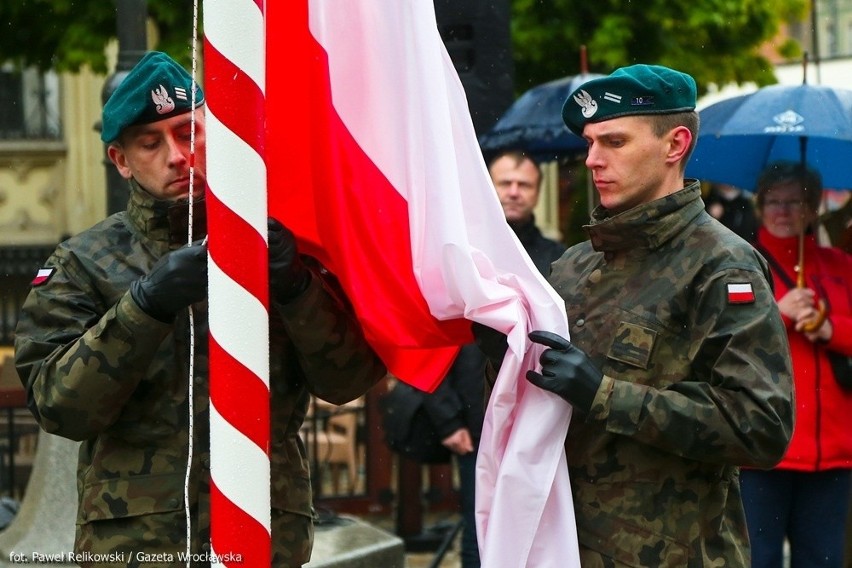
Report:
471,322,508,370
526,330,603,413
130,240,208,322
268,217,310,302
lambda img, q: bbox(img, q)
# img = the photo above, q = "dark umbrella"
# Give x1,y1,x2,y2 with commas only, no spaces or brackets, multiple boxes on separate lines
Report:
478,73,604,161
686,83,852,191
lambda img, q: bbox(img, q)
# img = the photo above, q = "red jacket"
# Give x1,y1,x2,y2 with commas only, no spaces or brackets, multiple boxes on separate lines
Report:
757,227,852,471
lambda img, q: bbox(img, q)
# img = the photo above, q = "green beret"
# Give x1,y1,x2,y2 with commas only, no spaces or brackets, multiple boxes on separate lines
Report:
561,64,696,136
101,51,204,143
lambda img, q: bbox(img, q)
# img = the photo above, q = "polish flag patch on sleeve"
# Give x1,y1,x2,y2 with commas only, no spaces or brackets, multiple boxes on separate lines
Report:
31,267,55,286
727,282,755,304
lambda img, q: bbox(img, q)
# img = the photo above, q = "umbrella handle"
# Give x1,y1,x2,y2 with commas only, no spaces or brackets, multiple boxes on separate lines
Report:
800,298,828,332
796,228,828,332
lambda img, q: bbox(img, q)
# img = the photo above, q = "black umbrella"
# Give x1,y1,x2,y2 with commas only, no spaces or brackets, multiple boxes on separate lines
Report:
478,73,604,161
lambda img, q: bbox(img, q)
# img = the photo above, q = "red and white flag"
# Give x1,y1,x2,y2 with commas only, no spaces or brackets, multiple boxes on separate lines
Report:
31,268,55,286
267,2,580,565
727,282,755,304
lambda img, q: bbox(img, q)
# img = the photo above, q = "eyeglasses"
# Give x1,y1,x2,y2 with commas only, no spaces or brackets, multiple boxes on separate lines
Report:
763,199,805,211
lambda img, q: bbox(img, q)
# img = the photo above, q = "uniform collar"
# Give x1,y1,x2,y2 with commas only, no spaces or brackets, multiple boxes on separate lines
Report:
125,179,207,247
584,180,704,252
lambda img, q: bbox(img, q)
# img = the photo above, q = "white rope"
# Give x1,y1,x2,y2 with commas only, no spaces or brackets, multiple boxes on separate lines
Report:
185,0,201,564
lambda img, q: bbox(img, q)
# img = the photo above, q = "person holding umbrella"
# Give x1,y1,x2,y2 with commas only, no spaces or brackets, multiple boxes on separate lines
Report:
742,160,852,568
477,64,795,565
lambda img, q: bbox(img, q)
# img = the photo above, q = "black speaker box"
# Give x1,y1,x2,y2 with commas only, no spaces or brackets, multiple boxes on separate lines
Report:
434,0,515,136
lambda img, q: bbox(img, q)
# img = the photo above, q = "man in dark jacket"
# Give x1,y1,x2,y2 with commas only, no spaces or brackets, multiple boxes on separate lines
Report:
423,149,564,568
488,150,567,274
14,51,386,567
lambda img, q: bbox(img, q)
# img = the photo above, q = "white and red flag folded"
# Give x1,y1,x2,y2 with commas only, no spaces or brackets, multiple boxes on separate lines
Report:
267,1,580,565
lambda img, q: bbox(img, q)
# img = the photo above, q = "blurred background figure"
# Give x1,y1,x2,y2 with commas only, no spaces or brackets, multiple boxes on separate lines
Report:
704,182,759,242
819,191,852,254
488,149,567,271
742,160,852,568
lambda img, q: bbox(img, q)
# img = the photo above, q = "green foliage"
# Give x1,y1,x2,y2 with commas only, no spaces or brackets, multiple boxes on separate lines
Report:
0,1,107,72
0,0,808,94
778,38,803,60
0,0,198,73
148,0,202,68
509,0,809,94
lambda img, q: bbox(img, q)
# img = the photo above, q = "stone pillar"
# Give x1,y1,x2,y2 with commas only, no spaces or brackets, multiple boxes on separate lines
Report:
305,515,405,568
0,430,78,566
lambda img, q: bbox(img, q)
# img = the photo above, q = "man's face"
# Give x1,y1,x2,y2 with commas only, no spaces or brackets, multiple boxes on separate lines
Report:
108,108,207,201
489,155,541,224
583,115,677,214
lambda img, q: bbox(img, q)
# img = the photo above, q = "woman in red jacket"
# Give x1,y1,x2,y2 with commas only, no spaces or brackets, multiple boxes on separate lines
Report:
742,160,852,568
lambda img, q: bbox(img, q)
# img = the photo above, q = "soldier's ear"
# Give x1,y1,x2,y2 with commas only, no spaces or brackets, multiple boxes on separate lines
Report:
665,125,692,166
107,144,133,180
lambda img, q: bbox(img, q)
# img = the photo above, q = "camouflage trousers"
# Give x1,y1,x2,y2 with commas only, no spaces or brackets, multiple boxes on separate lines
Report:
75,509,312,567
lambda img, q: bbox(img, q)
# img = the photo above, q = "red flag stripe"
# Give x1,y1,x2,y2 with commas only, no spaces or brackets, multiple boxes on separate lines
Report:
267,4,468,390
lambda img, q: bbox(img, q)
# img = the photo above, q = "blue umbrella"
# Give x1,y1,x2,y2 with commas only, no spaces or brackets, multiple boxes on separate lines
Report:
687,83,852,191
479,73,604,161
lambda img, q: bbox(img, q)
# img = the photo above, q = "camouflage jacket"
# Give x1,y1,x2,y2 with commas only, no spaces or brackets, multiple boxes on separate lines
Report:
14,182,386,565
548,181,793,567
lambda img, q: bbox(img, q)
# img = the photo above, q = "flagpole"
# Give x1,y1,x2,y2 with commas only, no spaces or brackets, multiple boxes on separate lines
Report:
203,0,271,564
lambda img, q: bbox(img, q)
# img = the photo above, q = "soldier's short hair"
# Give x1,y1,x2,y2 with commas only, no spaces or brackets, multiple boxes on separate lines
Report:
647,111,700,165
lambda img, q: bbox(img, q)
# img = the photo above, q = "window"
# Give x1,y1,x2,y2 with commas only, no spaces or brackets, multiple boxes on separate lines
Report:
847,18,852,54
0,64,61,141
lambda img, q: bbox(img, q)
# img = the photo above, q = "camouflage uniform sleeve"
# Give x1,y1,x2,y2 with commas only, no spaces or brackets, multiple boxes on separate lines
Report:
588,264,794,469
14,254,171,441
274,271,386,405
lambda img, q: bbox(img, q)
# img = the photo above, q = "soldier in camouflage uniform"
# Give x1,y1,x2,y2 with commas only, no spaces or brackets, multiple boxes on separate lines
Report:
521,65,795,566
14,51,386,567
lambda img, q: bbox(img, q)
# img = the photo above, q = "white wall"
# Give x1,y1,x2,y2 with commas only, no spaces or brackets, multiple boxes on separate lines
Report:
698,56,852,109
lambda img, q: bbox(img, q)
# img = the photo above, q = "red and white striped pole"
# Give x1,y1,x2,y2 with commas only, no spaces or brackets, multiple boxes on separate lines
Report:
203,0,271,564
